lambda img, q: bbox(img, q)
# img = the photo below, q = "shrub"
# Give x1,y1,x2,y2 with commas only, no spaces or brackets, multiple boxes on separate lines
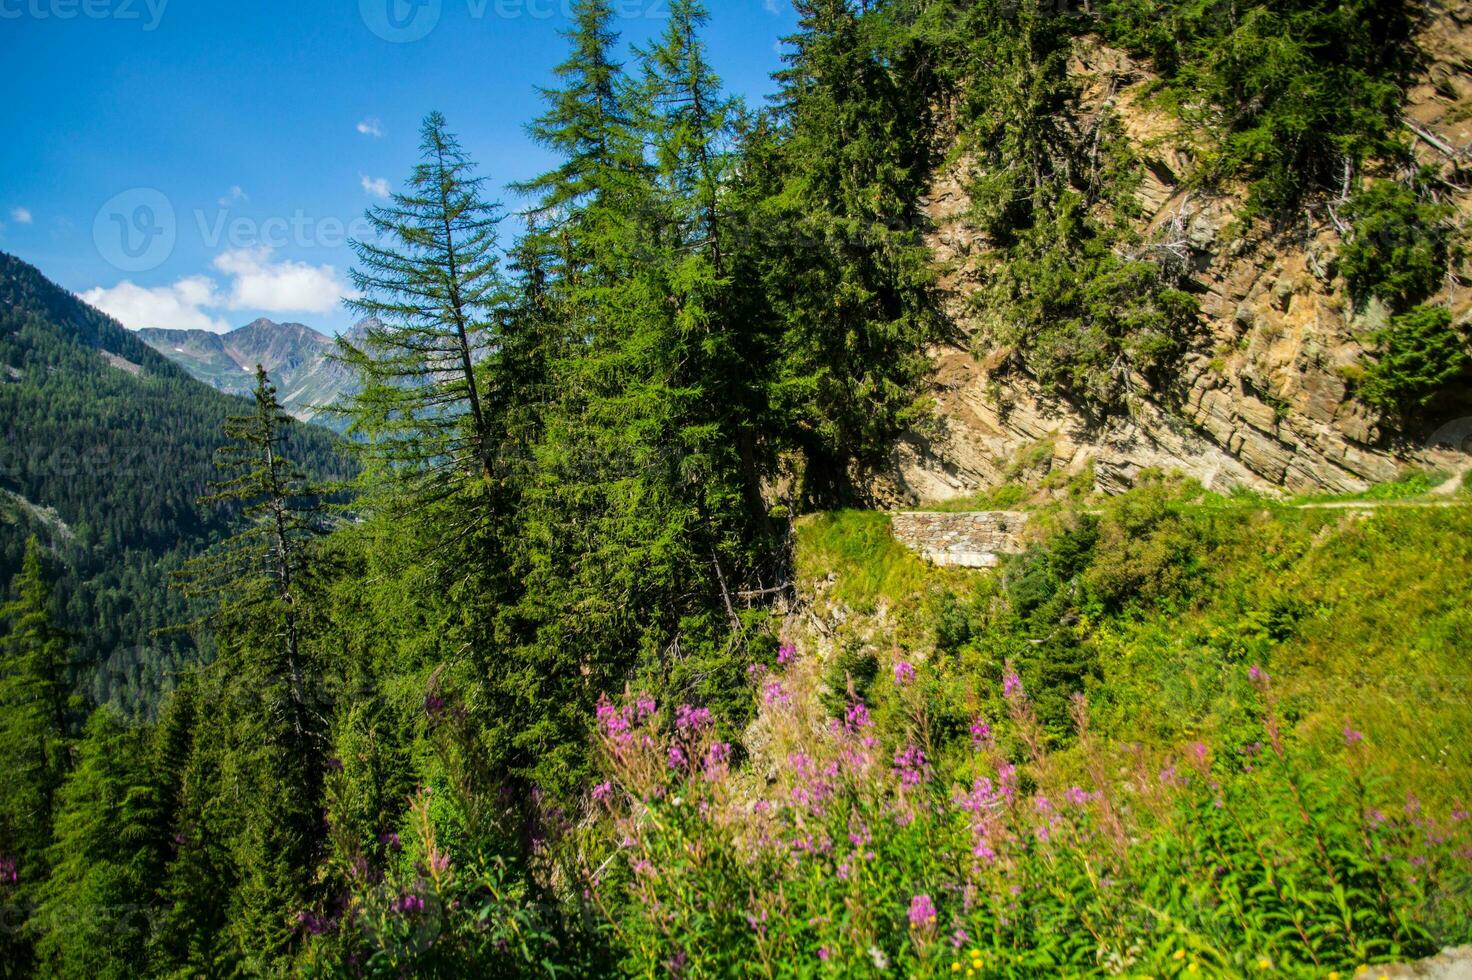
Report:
1358,305,1469,413
1341,181,1457,308
1100,0,1419,214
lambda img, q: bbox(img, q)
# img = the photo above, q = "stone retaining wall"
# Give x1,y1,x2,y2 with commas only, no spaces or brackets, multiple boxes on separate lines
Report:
890,511,1031,568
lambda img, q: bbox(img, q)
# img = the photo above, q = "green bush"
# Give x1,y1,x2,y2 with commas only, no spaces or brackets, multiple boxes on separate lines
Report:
1341,180,1457,308
1359,305,1469,413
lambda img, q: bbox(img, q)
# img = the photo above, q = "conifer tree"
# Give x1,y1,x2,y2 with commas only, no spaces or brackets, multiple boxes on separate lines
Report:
171,368,330,968
33,708,160,979
341,112,511,507
766,0,943,505
0,537,72,972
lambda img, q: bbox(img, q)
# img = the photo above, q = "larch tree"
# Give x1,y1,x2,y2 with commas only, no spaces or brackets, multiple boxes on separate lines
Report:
340,111,511,514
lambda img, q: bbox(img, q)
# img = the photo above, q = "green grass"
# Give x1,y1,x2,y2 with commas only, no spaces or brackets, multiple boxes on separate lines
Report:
799,482,1472,805
794,510,944,616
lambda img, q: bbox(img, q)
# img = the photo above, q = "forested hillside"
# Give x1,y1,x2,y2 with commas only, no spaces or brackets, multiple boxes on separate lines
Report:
0,252,352,714
1,0,1469,976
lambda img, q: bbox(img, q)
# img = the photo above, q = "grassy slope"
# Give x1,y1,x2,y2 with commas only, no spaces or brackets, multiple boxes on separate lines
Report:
792,489,1472,804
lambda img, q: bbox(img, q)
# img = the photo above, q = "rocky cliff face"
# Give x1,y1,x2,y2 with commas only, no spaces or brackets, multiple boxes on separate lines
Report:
883,7,1472,502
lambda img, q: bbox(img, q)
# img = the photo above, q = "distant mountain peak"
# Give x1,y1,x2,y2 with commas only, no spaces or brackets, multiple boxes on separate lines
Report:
136,316,356,428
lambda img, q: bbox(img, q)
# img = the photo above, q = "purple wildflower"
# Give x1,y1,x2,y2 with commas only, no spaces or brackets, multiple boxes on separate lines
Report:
969,718,992,750
592,781,613,804
845,701,872,732
378,831,401,851
1343,724,1364,746
675,704,712,735
393,894,425,915
777,643,796,666
894,660,916,685
908,893,937,929
893,743,928,788
763,680,791,706
1002,669,1024,700
668,744,688,770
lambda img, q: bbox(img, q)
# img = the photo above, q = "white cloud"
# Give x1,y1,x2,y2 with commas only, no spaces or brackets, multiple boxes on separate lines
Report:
82,247,353,331
356,117,383,137
81,277,230,333
11,207,32,224
763,0,779,13
360,175,391,199
212,246,355,314
217,185,248,207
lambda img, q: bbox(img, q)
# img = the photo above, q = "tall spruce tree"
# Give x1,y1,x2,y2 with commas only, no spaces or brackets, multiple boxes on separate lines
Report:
32,707,161,979
169,368,330,969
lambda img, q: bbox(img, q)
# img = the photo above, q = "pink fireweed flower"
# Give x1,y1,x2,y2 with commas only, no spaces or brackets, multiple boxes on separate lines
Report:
818,947,830,961
393,894,425,915
777,642,796,666
592,781,613,803
746,662,768,680
1343,724,1365,746
893,743,929,788
845,701,873,732
969,718,992,750
1248,664,1267,684
667,745,688,769
704,741,731,769
894,660,916,685
675,704,712,735
1065,785,1090,807
908,893,938,929
997,762,1019,802
596,698,630,737
763,680,791,706
634,694,656,719
1002,669,1024,700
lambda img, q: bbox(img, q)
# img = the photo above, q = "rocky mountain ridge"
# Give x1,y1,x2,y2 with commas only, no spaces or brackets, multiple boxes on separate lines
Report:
136,318,363,428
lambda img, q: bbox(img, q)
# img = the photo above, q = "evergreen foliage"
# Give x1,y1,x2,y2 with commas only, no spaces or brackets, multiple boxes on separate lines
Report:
2,1,1468,975
0,538,73,972
0,252,351,716
1359,305,1470,413
1341,179,1458,308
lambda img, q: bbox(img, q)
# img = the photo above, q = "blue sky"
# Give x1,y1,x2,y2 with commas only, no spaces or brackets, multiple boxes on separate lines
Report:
0,0,796,334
